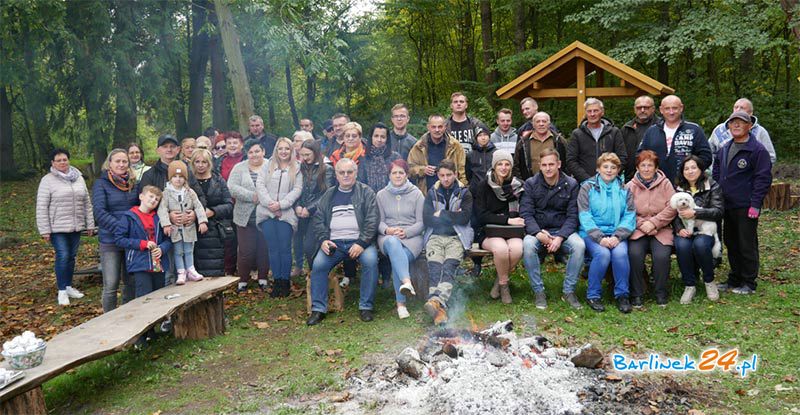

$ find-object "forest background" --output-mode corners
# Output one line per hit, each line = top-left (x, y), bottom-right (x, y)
(1, 0), (798, 179)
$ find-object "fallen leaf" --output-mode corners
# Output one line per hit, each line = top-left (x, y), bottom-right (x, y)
(564, 317), (574, 324)
(735, 389), (746, 396)
(604, 374), (623, 382)
(778, 291), (787, 298)
(666, 326), (679, 333)
(775, 384), (794, 392)
(276, 314), (291, 321)
(783, 375), (797, 383)
(772, 319), (785, 324)
(330, 391), (351, 402)
(254, 321), (271, 329)
(623, 339), (637, 348)
(687, 410), (705, 415)
(793, 310), (800, 316)
(325, 349), (343, 357)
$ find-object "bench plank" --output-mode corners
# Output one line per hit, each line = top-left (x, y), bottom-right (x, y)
(0, 276), (238, 403)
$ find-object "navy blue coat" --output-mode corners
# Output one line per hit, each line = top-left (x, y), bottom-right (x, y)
(92, 173), (139, 245)
(115, 210), (173, 274)
(712, 134), (773, 210)
(519, 171), (579, 238)
(638, 119), (712, 183)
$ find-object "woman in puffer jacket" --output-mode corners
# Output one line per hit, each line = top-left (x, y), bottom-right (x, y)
(190, 149), (234, 277)
(37, 148), (95, 306)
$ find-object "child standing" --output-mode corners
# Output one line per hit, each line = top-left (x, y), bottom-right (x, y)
(115, 185), (173, 297)
(159, 160), (209, 285)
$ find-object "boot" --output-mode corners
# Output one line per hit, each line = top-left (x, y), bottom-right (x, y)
(176, 270), (187, 285)
(490, 278), (500, 299)
(424, 299), (448, 325)
(499, 284), (512, 304)
(186, 266), (204, 281)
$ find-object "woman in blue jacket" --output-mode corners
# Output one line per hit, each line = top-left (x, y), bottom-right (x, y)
(92, 148), (140, 312)
(577, 153), (636, 313)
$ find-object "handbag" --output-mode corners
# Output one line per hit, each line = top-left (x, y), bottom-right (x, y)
(484, 224), (525, 239)
(215, 219), (235, 241)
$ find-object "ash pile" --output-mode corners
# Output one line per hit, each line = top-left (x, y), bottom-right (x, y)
(341, 320), (605, 415)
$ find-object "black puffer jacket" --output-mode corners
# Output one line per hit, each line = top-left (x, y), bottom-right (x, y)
(566, 118), (627, 183)
(672, 177), (723, 233)
(191, 173), (233, 276)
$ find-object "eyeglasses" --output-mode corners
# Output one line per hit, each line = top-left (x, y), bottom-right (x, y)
(635, 106), (653, 111)
(392, 114), (408, 119)
(215, 145), (226, 150)
(336, 170), (355, 176)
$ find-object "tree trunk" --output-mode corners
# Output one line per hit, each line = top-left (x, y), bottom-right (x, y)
(513, 1), (527, 53)
(0, 85), (15, 179)
(480, 0), (498, 106)
(264, 64), (276, 129)
(112, 0), (138, 150)
(657, 2), (670, 85)
(305, 70), (317, 116)
(285, 61), (299, 129)
(780, 0), (800, 55)
(22, 46), (53, 170)
(209, 9), (230, 131)
(463, 3), (478, 82)
(187, 0), (210, 137)
(160, 0), (187, 138)
(214, 0), (254, 135)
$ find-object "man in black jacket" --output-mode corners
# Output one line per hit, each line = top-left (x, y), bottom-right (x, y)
(520, 148), (585, 310)
(307, 158), (380, 326)
(445, 92), (488, 155)
(245, 115), (278, 157)
(621, 96), (660, 182)
(566, 98), (627, 183)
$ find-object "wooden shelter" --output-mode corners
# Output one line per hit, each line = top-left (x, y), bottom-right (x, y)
(496, 41), (675, 126)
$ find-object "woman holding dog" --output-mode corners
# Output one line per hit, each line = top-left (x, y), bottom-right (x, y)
(674, 155), (723, 303)
(625, 150), (676, 308)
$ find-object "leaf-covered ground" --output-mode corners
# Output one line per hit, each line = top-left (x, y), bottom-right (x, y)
(1, 177), (799, 414)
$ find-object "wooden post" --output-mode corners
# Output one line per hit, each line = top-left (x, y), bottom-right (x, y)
(173, 293), (226, 340)
(0, 387), (46, 415)
(576, 58), (586, 126)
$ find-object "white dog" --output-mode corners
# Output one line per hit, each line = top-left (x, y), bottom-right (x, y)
(670, 192), (721, 258)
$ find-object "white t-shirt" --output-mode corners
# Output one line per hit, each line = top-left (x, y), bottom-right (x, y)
(663, 125), (678, 153)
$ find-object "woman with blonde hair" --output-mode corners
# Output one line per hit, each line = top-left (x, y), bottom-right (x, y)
(329, 122), (368, 183)
(257, 137), (303, 297)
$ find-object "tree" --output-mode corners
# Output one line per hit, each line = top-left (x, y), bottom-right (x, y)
(214, 0), (254, 134)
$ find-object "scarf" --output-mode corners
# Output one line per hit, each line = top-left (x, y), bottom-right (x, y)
(366, 145), (392, 191)
(343, 144), (366, 162)
(51, 166), (82, 183)
(486, 171), (524, 213)
(384, 179), (416, 196)
(635, 171), (659, 189)
(107, 170), (133, 192)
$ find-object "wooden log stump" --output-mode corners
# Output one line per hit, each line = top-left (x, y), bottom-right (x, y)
(410, 257), (429, 302)
(763, 183), (792, 210)
(0, 386), (46, 415)
(305, 273), (344, 315)
(173, 293), (226, 340)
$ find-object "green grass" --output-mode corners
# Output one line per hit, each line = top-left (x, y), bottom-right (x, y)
(2, 178), (798, 414)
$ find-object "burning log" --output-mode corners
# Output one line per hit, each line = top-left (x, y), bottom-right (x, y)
(442, 341), (461, 359)
(569, 343), (603, 368)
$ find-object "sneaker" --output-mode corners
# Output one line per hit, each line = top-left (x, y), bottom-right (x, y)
(562, 292), (582, 310)
(57, 290), (70, 306)
(630, 296), (643, 309)
(490, 279), (500, 299)
(680, 286), (696, 304)
(534, 291), (547, 309)
(616, 297), (632, 314)
(160, 318), (172, 333)
(258, 279), (268, 291)
(424, 299), (448, 325)
(176, 270), (187, 285)
(359, 309), (374, 322)
(65, 286), (84, 299)
(186, 267), (204, 281)
(705, 282), (720, 301)
(397, 306), (410, 319)
(306, 311), (326, 326)
(731, 286), (755, 295)
(499, 284), (513, 304)
(237, 282), (247, 293)
(587, 298), (605, 312)
(717, 281), (733, 292)
(656, 294), (668, 307)
(399, 282), (416, 298)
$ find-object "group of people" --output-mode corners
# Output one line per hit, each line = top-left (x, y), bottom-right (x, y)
(35, 92), (774, 328)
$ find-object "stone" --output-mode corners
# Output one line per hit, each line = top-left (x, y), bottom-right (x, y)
(396, 347), (427, 379)
(569, 343), (604, 368)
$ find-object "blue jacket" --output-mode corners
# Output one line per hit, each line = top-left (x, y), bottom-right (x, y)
(92, 172), (139, 245)
(712, 134), (773, 210)
(577, 174), (636, 242)
(115, 209), (173, 274)
(519, 171), (579, 238)
(638, 119), (712, 183)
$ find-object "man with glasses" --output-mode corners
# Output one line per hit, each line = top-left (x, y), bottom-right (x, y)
(638, 95), (712, 183)
(389, 104), (417, 160)
(708, 98), (776, 168)
(622, 96), (660, 182)
(307, 158), (380, 326)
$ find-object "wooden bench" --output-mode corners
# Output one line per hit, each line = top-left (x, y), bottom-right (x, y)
(0, 276), (239, 415)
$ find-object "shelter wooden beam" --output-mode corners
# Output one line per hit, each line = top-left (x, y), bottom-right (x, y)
(586, 87), (641, 97)
(528, 88), (578, 98)
(576, 58), (586, 126)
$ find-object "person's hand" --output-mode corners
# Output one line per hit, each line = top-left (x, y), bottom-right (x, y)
(295, 206), (304, 216)
(199, 223), (208, 234)
(205, 208), (215, 218)
(678, 229), (692, 238)
(424, 165), (436, 176)
(321, 240), (336, 255)
(302, 207), (310, 217)
(86, 229), (95, 237)
(268, 201), (281, 213)
(396, 228), (407, 239)
(164, 225), (172, 236)
(536, 231), (552, 245)
(151, 247), (162, 260)
(748, 207), (760, 219)
(43, 234), (50, 243)
(508, 217), (525, 226)
(253, 193), (259, 203)
(185, 210), (196, 225)
(348, 244), (364, 259)
(606, 236), (620, 248)
(146, 241), (157, 250)
(521, 129), (532, 139)
(640, 221), (656, 234)
(433, 210), (441, 217)
(678, 208), (695, 219)
(169, 211), (184, 225)
(547, 236), (564, 253)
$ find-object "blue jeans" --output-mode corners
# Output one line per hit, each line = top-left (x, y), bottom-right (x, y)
(173, 241), (195, 271)
(133, 271), (165, 298)
(675, 234), (715, 286)
(261, 219), (293, 281)
(51, 232), (81, 290)
(293, 217), (308, 269)
(584, 237), (630, 300)
(522, 233), (585, 294)
(101, 248), (135, 312)
(382, 236), (417, 303)
(310, 240), (378, 313)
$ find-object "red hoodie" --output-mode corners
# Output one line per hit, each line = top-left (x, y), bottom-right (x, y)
(131, 206), (157, 251)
